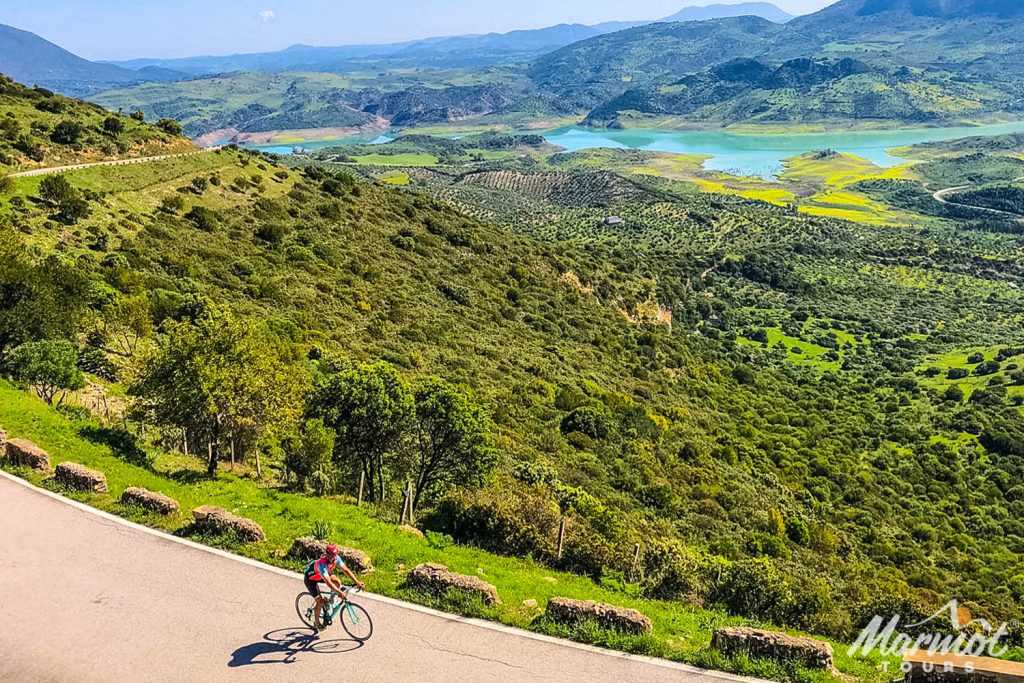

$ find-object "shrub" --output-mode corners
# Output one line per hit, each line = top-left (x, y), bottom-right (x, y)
(785, 516), (810, 546)
(50, 120), (84, 145)
(185, 206), (218, 231)
(102, 116), (126, 136)
(560, 406), (611, 439)
(156, 118), (183, 136)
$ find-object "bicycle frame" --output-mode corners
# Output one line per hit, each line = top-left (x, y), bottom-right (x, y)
(323, 586), (360, 623)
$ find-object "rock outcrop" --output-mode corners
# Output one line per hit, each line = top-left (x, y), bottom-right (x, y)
(54, 462), (108, 493)
(405, 563), (500, 605)
(121, 487), (180, 515)
(712, 626), (835, 671)
(287, 537), (374, 573)
(6, 438), (51, 471)
(396, 524), (425, 539)
(545, 597), (652, 634)
(192, 504), (266, 542)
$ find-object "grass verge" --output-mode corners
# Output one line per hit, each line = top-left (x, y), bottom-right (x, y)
(0, 379), (889, 682)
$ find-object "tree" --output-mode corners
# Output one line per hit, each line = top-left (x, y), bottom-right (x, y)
(131, 308), (306, 476)
(283, 418), (336, 495)
(156, 118), (183, 136)
(309, 361), (413, 502)
(102, 116), (126, 137)
(411, 378), (494, 510)
(39, 175), (74, 206)
(130, 110), (145, 121)
(0, 226), (88, 356)
(102, 293), (152, 356)
(50, 120), (83, 145)
(6, 339), (84, 405)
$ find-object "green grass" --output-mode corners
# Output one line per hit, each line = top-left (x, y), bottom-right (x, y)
(737, 328), (840, 370)
(918, 346), (1024, 399)
(0, 379), (887, 682)
(351, 153), (438, 167)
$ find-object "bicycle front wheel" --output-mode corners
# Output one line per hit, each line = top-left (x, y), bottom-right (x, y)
(340, 601), (373, 641)
(295, 592), (318, 629)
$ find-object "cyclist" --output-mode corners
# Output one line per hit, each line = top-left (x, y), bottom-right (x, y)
(304, 544), (365, 631)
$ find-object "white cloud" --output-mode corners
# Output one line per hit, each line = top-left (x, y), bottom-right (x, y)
(258, 10), (276, 23)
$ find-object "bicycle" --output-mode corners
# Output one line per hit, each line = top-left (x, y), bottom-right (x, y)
(295, 585), (374, 642)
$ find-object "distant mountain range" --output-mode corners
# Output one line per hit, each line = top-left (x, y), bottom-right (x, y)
(663, 2), (793, 23)
(96, 3), (794, 76)
(8, 0), (1024, 137)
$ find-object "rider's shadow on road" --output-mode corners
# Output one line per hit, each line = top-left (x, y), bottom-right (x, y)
(228, 627), (363, 667)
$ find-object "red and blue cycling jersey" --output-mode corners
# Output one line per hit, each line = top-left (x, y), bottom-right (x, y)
(304, 555), (344, 581)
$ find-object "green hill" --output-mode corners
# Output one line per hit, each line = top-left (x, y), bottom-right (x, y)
(0, 73), (193, 173)
(527, 17), (786, 106)
(582, 57), (1016, 127)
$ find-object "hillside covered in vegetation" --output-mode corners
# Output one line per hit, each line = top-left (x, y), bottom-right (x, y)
(0, 73), (193, 173)
(3, 79), (1024, 676)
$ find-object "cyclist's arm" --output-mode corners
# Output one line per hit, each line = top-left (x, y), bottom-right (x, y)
(340, 563), (365, 590)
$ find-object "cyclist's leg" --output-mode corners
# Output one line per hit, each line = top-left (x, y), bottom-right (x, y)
(304, 574), (323, 630)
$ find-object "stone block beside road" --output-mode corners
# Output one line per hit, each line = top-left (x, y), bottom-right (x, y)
(712, 626), (835, 671)
(5, 438), (51, 471)
(287, 537), (374, 573)
(55, 462), (108, 493)
(121, 487), (180, 515)
(405, 562), (500, 605)
(192, 504), (266, 543)
(545, 597), (652, 634)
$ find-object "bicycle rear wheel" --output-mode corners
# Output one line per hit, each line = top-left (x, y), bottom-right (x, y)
(340, 601), (373, 641)
(295, 592), (318, 629)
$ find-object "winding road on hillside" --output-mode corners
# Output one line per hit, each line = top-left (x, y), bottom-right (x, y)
(931, 175), (1024, 219)
(5, 149), (217, 178)
(0, 472), (755, 683)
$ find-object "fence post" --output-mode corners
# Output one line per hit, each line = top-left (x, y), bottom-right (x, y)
(630, 543), (641, 583)
(399, 484), (409, 524)
(183, 430), (188, 456)
(357, 471), (365, 506)
(557, 516), (566, 560)
(230, 440), (236, 471)
(407, 480), (415, 524)
(255, 448), (262, 478)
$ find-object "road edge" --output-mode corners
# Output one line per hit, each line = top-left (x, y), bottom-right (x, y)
(0, 468), (766, 683)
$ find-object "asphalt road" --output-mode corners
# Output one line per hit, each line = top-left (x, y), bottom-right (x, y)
(0, 473), (747, 683)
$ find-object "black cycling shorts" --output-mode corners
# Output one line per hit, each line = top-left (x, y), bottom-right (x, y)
(303, 574), (322, 597)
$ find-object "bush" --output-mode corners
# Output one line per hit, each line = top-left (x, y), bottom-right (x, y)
(156, 118), (183, 136)
(50, 120), (83, 145)
(185, 206), (218, 231)
(785, 516), (810, 546)
(560, 406), (611, 439)
(712, 557), (794, 624)
(102, 116), (126, 136)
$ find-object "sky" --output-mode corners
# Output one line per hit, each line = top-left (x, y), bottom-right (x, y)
(3, 0), (837, 61)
